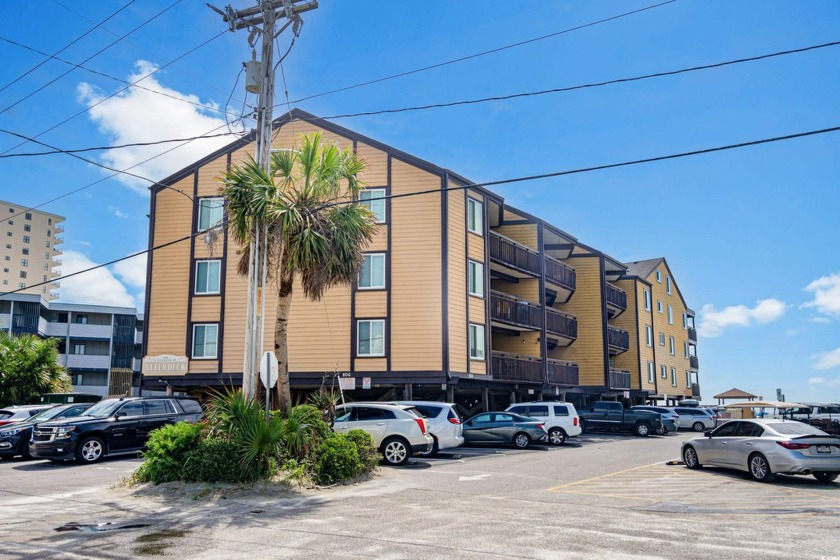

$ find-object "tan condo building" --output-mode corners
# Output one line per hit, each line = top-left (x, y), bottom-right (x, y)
(0, 199), (63, 300)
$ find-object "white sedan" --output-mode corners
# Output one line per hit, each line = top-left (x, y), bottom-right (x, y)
(681, 419), (840, 483)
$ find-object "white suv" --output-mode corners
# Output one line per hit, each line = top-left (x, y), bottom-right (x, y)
(334, 403), (434, 466)
(505, 402), (581, 445)
(393, 401), (464, 456)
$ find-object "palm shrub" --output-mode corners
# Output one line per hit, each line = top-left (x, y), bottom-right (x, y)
(135, 422), (202, 484)
(0, 333), (71, 407)
(235, 413), (283, 479)
(306, 387), (342, 428)
(279, 405), (330, 461)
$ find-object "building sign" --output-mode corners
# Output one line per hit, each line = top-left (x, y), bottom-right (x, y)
(362, 377), (371, 390)
(142, 355), (188, 376)
(339, 376), (356, 391)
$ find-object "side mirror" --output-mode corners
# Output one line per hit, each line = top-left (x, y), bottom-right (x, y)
(704, 430), (712, 437)
(465, 421), (473, 427)
(115, 411), (127, 420)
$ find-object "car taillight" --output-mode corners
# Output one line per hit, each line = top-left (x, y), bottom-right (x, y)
(777, 441), (810, 450)
(536, 424), (545, 431)
(414, 418), (427, 435)
(573, 417), (578, 426)
(448, 418), (461, 425)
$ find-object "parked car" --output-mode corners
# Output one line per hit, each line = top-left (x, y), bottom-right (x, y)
(0, 403), (92, 460)
(577, 401), (663, 437)
(668, 406), (717, 432)
(631, 406), (680, 435)
(334, 403), (434, 466)
(29, 397), (203, 464)
(0, 405), (54, 427)
(681, 419), (840, 483)
(505, 402), (581, 445)
(391, 401), (464, 456)
(462, 411), (548, 449)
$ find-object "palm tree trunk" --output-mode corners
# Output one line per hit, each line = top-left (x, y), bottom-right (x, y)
(273, 269), (293, 416)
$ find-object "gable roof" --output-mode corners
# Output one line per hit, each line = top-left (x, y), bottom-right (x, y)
(623, 258), (663, 279)
(713, 388), (759, 399)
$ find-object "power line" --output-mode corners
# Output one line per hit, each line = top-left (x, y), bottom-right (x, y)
(0, 0), (136, 93)
(0, 0), (184, 116)
(317, 39), (840, 120)
(283, 0), (677, 107)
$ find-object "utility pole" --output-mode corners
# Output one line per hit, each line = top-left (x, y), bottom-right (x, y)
(209, 0), (318, 400)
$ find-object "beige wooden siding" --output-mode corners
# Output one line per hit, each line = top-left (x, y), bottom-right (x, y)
(355, 357), (387, 372)
(146, 182), (193, 359)
(447, 188), (467, 373)
(648, 262), (693, 396)
(191, 296), (221, 323)
(221, 234), (248, 374)
(503, 207), (528, 221)
(189, 359), (219, 374)
(493, 331), (541, 357)
(285, 280), (352, 373)
(197, 153), (228, 197)
(366, 227), (387, 252)
(468, 296), (486, 325)
(390, 158), (442, 371)
(356, 143), (388, 186)
(552, 256), (605, 386)
(495, 224), (538, 251)
(491, 278), (540, 302)
(638, 282), (657, 393)
(612, 279), (640, 389)
(355, 290), (387, 317)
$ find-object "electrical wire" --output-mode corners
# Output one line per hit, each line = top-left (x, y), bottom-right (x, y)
(224, 66), (247, 135)
(0, 0), (184, 116)
(0, 0), (136, 93)
(316, 39), (840, 120)
(282, 0), (678, 107)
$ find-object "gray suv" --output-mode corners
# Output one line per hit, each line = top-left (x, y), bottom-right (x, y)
(669, 406), (716, 432)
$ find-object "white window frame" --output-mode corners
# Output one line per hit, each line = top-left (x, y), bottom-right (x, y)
(666, 276), (672, 294)
(467, 198), (483, 236)
(468, 260), (484, 297)
(682, 312), (688, 329)
(358, 253), (386, 290)
(684, 341), (689, 358)
(657, 300), (663, 314)
(659, 332), (665, 346)
(686, 371), (692, 388)
(671, 367), (677, 387)
(647, 362), (655, 383)
(197, 197), (224, 232)
(360, 189), (386, 223)
(645, 325), (653, 347)
(669, 336), (675, 356)
(643, 289), (651, 311)
(661, 364), (667, 379)
(194, 260), (221, 295)
(667, 305), (673, 324)
(469, 323), (486, 360)
(192, 324), (218, 359)
(73, 344), (85, 355)
(655, 270), (662, 283)
(357, 319), (385, 357)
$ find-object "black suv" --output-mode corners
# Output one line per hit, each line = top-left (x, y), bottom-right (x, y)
(29, 397), (203, 464)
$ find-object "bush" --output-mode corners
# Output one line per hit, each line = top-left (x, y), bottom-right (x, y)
(313, 433), (361, 485)
(345, 429), (379, 475)
(135, 422), (202, 484)
(181, 438), (255, 483)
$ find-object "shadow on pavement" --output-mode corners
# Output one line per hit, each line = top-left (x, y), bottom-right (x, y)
(11, 455), (141, 472)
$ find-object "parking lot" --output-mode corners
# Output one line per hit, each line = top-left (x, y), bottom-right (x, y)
(1, 431), (839, 559)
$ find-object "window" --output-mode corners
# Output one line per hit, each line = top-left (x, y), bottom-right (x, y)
(468, 260), (484, 297)
(23, 224), (31, 232)
(5, 232), (10, 237)
(655, 270), (662, 282)
(467, 198), (483, 235)
(358, 254), (385, 289)
(20, 259), (27, 267)
(659, 332), (665, 346)
(359, 189), (386, 223)
(469, 323), (485, 360)
(192, 324), (218, 358)
(671, 367), (677, 386)
(686, 371), (691, 387)
(45, 240), (49, 247)
(118, 402), (144, 417)
(19, 271), (26, 279)
(47, 218), (51, 225)
(682, 312), (688, 329)
(647, 362), (655, 383)
(667, 305), (673, 324)
(73, 344), (85, 355)
(76, 314), (88, 324)
(18, 282), (25, 289)
(197, 198), (224, 231)
(4, 244), (9, 249)
(643, 289), (651, 311)
(2, 268), (7, 273)
(22, 235), (30, 244)
(145, 400), (174, 416)
(7, 220), (12, 225)
(21, 248), (28, 255)
(2, 280), (7, 285)
(669, 336), (675, 355)
(43, 275), (47, 282)
(357, 320), (385, 357)
(553, 405), (570, 417)
(657, 300), (663, 313)
(528, 405), (549, 417)
(661, 365), (667, 379)
(3, 255), (8, 261)
(194, 260), (221, 294)
(25, 213), (32, 220)
(645, 325), (653, 347)
(44, 263), (49, 271)
(666, 276), (672, 294)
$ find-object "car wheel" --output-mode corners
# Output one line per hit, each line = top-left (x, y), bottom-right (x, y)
(513, 432), (531, 449)
(76, 436), (105, 464)
(692, 422), (705, 432)
(18, 442), (32, 460)
(548, 428), (566, 446)
(380, 437), (410, 466)
(655, 425), (667, 436)
(683, 446), (702, 469)
(418, 436), (439, 458)
(634, 423), (650, 437)
(748, 453), (775, 482)
(814, 472), (838, 483)
(579, 420), (587, 434)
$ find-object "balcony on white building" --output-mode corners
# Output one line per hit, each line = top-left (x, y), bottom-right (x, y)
(65, 354), (111, 369)
(44, 321), (69, 337)
(0, 313), (10, 330)
(68, 323), (112, 339)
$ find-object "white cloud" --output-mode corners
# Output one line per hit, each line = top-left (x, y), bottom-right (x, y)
(78, 241), (91, 247)
(802, 273), (840, 320)
(810, 347), (840, 371)
(808, 377), (826, 385)
(108, 205), (128, 219)
(113, 253), (147, 289)
(78, 61), (238, 194)
(57, 250), (136, 308)
(808, 376), (840, 389)
(698, 298), (786, 338)
(809, 316), (831, 324)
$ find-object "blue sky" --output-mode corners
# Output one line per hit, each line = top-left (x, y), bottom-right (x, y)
(0, 1), (838, 402)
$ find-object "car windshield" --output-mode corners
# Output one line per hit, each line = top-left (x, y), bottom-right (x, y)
(26, 407), (63, 423)
(80, 400), (123, 418)
(769, 422), (828, 436)
(0, 411), (12, 420)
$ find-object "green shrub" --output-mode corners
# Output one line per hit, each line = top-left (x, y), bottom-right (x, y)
(289, 405), (330, 438)
(278, 405), (331, 461)
(181, 438), (255, 483)
(313, 433), (360, 485)
(345, 429), (379, 474)
(235, 414), (283, 479)
(135, 422), (202, 484)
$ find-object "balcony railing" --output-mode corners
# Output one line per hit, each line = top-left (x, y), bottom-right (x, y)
(688, 327), (697, 342)
(690, 356), (699, 370)
(489, 232), (540, 276)
(544, 256), (576, 290)
(545, 308), (577, 340)
(547, 359), (579, 385)
(605, 284), (627, 311)
(608, 369), (632, 390)
(491, 352), (544, 384)
(607, 326), (630, 352)
(490, 291), (542, 330)
(691, 383), (701, 397)
(69, 323), (113, 339)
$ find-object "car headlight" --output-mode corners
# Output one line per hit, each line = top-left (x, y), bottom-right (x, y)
(0, 427), (23, 436)
(56, 427), (76, 437)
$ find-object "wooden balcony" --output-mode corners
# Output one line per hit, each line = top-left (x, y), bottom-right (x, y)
(690, 356), (699, 371)
(691, 383), (701, 397)
(545, 308), (577, 342)
(547, 359), (578, 386)
(607, 326), (630, 353)
(490, 291), (542, 331)
(605, 283), (627, 317)
(544, 256), (576, 290)
(688, 327), (697, 343)
(489, 232), (540, 278)
(608, 369), (632, 390)
(491, 352), (544, 384)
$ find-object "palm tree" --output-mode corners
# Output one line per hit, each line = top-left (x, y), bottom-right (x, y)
(221, 132), (376, 415)
(0, 333), (72, 407)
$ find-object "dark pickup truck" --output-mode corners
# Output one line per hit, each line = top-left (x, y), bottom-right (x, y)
(578, 401), (663, 437)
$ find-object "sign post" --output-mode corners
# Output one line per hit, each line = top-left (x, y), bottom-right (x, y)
(260, 351), (279, 420)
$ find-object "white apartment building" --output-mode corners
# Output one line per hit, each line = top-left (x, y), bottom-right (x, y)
(0, 199), (63, 300)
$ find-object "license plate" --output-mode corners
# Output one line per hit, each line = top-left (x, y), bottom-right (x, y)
(816, 445), (831, 453)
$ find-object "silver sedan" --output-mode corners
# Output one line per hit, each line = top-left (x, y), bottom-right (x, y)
(681, 419), (840, 483)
